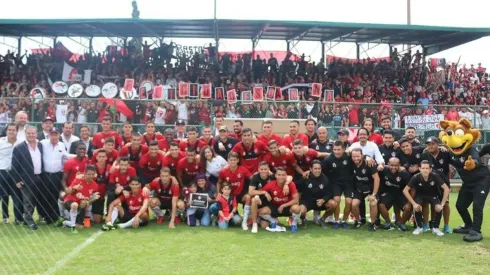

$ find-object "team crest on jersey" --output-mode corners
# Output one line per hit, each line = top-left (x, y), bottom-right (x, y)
(129, 200), (133, 205)
(157, 161), (161, 165)
(238, 174), (242, 178)
(271, 162), (275, 166)
(430, 181), (435, 186)
(319, 184), (324, 189)
(354, 170), (356, 174)
(254, 149), (259, 154)
(459, 157), (464, 163)
(316, 145), (320, 150)
(273, 191), (277, 195)
(138, 197), (142, 202)
(115, 177), (119, 182)
(396, 177), (401, 182)
(415, 153), (420, 159)
(343, 160), (347, 165)
(332, 163), (336, 168)
(326, 145), (331, 150)
(198, 195), (201, 200)
(391, 152), (396, 157)
(228, 144), (232, 148)
(308, 183), (312, 188)
(439, 159), (444, 164)
(226, 177), (230, 181)
(171, 163), (175, 167)
(362, 169), (366, 174)
(101, 139), (105, 143)
(258, 183), (262, 188)
(419, 183), (423, 186)
(126, 176), (130, 181)
(282, 160), (287, 164)
(75, 166), (79, 171)
(242, 152), (246, 156)
(306, 157), (311, 162)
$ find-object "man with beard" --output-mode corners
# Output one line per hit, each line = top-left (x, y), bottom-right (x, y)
(304, 119), (318, 144)
(213, 126), (238, 160)
(379, 116), (402, 141)
(92, 117), (123, 149)
(232, 128), (268, 173)
(257, 120), (283, 145)
(119, 132), (149, 170)
(402, 127), (421, 147)
(281, 120), (309, 150)
(229, 120), (244, 142)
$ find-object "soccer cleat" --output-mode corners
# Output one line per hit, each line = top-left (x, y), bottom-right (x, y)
(443, 225), (452, 234)
(398, 223), (408, 232)
(102, 223), (115, 231)
(353, 221), (362, 229)
(332, 222), (340, 229)
(301, 218), (308, 229)
(290, 225), (298, 233)
(54, 217), (65, 228)
(156, 216), (164, 225)
(340, 221), (349, 229)
(422, 224), (430, 232)
(211, 216), (218, 227)
(70, 227), (78, 234)
(14, 219), (23, 226)
(325, 215), (336, 223)
(276, 225), (287, 232)
(318, 218), (327, 229)
(374, 218), (381, 227)
(28, 223), (38, 231)
(3, 218), (9, 224)
(241, 222), (249, 231)
(174, 217), (182, 224)
(453, 225), (471, 234)
(383, 223), (394, 231)
(432, 228), (444, 237)
(266, 222), (278, 232)
(251, 223), (258, 234)
(463, 230), (483, 242)
(115, 224), (123, 229)
(368, 223), (376, 232)
(39, 217), (47, 225)
(412, 227), (424, 235)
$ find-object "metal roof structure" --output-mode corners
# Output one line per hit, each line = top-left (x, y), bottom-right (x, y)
(0, 18), (489, 55)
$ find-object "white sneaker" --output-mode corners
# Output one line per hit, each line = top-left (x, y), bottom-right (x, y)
(276, 225), (287, 232)
(413, 227), (424, 235)
(2, 218), (9, 224)
(432, 228), (444, 237)
(241, 222), (248, 231)
(251, 223), (258, 234)
(326, 215), (336, 223)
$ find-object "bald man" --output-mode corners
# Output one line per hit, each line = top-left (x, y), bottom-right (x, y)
(309, 127), (333, 154)
(1, 111), (28, 141)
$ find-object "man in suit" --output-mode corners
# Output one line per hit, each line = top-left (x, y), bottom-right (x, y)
(37, 117), (54, 141)
(69, 125), (95, 159)
(11, 126), (44, 230)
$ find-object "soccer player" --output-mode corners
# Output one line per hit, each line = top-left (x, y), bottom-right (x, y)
(257, 168), (301, 232)
(102, 177), (149, 230)
(292, 139), (328, 187)
(403, 161), (450, 237)
(281, 120), (309, 150)
(62, 166), (99, 233)
(176, 148), (201, 187)
(309, 127), (333, 154)
(213, 126), (238, 161)
(92, 137), (118, 164)
(119, 132), (149, 170)
(256, 120), (282, 145)
(378, 130), (400, 164)
(304, 119), (318, 144)
(298, 160), (336, 229)
(263, 140), (299, 176)
(162, 142), (185, 175)
(145, 168), (183, 228)
(403, 127), (421, 147)
(232, 128), (268, 173)
(398, 138), (424, 176)
(158, 128), (180, 152)
(229, 120), (244, 141)
(62, 143), (89, 190)
(92, 149), (111, 224)
(216, 182), (242, 229)
(121, 121), (134, 145)
(199, 126), (214, 146)
(92, 116), (123, 149)
(141, 120), (164, 146)
(179, 127), (207, 153)
(350, 148), (380, 231)
(217, 152), (252, 230)
(422, 136), (452, 233)
(322, 141), (353, 229)
(107, 157), (137, 207)
(138, 141), (166, 184)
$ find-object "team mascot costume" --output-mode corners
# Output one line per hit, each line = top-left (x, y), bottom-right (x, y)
(439, 118), (490, 242)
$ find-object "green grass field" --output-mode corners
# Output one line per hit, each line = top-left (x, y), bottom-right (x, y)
(0, 193), (489, 275)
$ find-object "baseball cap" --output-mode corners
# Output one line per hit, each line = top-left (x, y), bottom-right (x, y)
(426, 136), (440, 144)
(49, 127), (60, 134)
(218, 126), (227, 132)
(43, 117), (54, 123)
(337, 129), (349, 136)
(176, 120), (185, 126)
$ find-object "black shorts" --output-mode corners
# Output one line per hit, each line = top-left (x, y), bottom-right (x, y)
(378, 192), (408, 210)
(352, 190), (371, 201)
(333, 184), (353, 198)
(120, 205), (136, 223)
(64, 200), (85, 224)
(91, 199), (105, 215)
(300, 199), (327, 211)
(415, 195), (441, 206)
(236, 190), (250, 204)
(158, 198), (173, 210)
(257, 195), (269, 209)
(268, 204), (292, 218)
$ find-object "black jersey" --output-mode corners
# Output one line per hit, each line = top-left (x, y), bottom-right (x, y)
(449, 146), (490, 185)
(213, 137), (238, 161)
(301, 173), (332, 202)
(249, 173), (275, 190)
(408, 172), (446, 197)
(310, 140), (333, 154)
(398, 146), (425, 174)
(352, 160), (378, 193)
(381, 167), (411, 193)
(322, 153), (353, 186)
(378, 144), (400, 164)
(421, 150), (451, 184)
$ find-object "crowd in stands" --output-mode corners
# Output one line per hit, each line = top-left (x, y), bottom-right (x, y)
(0, 41), (489, 131)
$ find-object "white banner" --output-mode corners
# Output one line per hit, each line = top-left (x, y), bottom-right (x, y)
(404, 114), (444, 135)
(56, 105), (68, 123)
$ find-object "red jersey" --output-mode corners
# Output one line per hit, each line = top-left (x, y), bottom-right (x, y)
(218, 166), (252, 196)
(294, 149), (319, 171)
(91, 148), (118, 164)
(263, 152), (296, 175)
(217, 195), (237, 221)
(282, 133), (309, 149)
(121, 134), (132, 145)
(162, 152), (186, 174)
(119, 144), (149, 168)
(92, 131), (124, 149)
(262, 181), (298, 206)
(139, 152), (165, 178)
(200, 137), (214, 147)
(64, 179), (98, 204)
(176, 158), (201, 184)
(157, 138), (180, 151)
(63, 156), (89, 186)
(94, 163), (111, 197)
(118, 189), (149, 215)
(179, 139), (207, 153)
(229, 132), (243, 142)
(109, 166), (137, 186)
(148, 178), (180, 202)
(141, 132), (164, 146)
(232, 141), (268, 173)
(352, 133), (383, 145)
(257, 133), (283, 146)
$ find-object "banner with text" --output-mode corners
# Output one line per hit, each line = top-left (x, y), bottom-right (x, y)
(404, 114), (444, 135)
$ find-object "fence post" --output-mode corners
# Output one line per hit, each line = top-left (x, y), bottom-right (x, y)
(210, 100), (214, 129)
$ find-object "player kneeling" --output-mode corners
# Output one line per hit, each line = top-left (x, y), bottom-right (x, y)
(62, 166), (100, 233)
(298, 160), (337, 229)
(256, 168), (301, 233)
(102, 177), (149, 230)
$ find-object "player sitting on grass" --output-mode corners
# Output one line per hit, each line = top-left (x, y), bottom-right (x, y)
(217, 182), (243, 229)
(58, 166), (99, 233)
(102, 177), (149, 231)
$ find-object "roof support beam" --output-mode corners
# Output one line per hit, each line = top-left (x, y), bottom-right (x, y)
(325, 28), (366, 42)
(82, 24), (124, 47)
(213, 18), (219, 50)
(360, 30), (415, 44)
(252, 24), (270, 43)
(287, 26), (317, 42)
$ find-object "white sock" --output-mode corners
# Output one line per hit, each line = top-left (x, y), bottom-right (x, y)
(86, 209), (93, 221)
(58, 200), (64, 217)
(119, 217), (135, 229)
(111, 208), (119, 224)
(69, 210), (77, 225)
(260, 214), (276, 223)
(292, 213), (300, 226)
(63, 210), (70, 219)
(62, 220), (75, 227)
(152, 206), (164, 217)
(242, 205), (250, 224)
(313, 210), (320, 220)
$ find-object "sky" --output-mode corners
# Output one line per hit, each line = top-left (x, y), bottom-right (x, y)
(1, 0), (489, 66)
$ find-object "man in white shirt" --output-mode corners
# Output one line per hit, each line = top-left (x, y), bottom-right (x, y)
(38, 117), (54, 141)
(1, 111), (28, 141)
(0, 123), (23, 224)
(350, 127), (385, 166)
(60, 122), (80, 151)
(40, 127), (68, 224)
